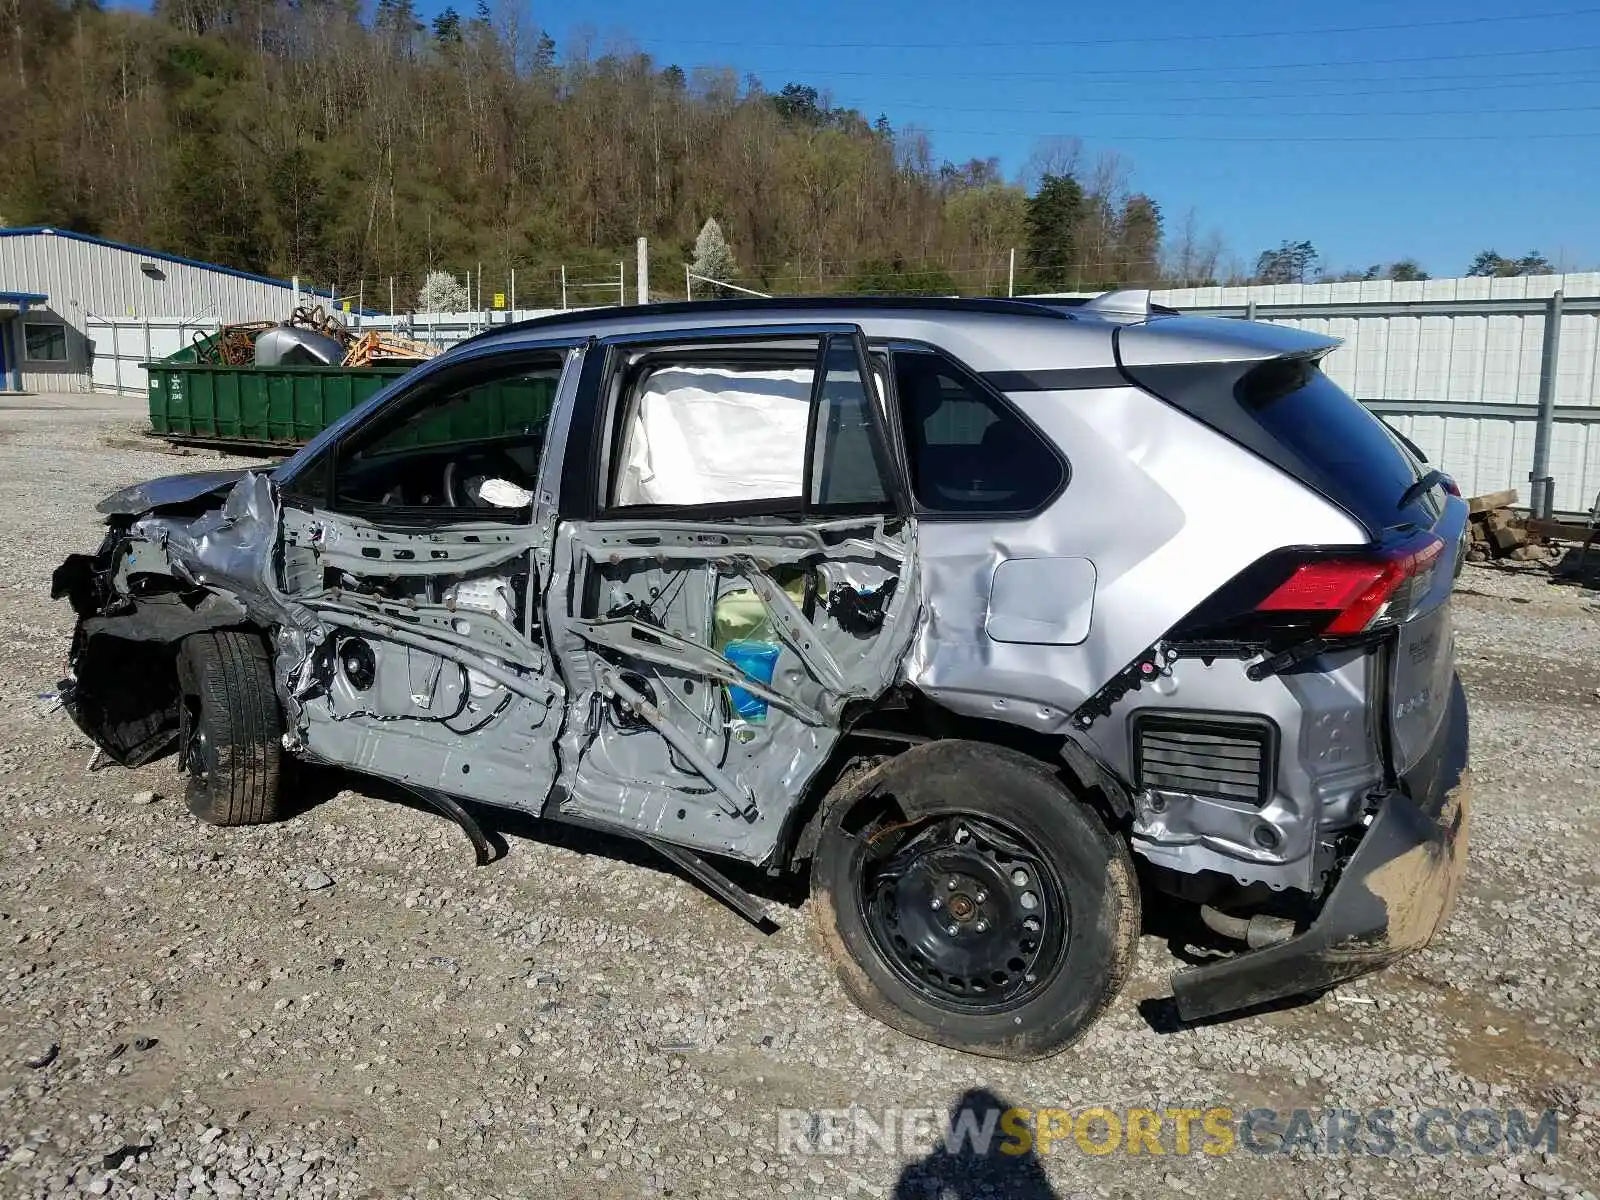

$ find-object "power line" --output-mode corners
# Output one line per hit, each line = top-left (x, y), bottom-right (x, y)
(855, 102), (1600, 121)
(650, 4), (1600, 51)
(723, 42), (1600, 81)
(889, 127), (1600, 143)
(852, 72), (1600, 109)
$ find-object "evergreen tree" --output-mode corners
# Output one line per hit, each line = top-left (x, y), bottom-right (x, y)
(1025, 173), (1086, 291)
(1116, 194), (1162, 284)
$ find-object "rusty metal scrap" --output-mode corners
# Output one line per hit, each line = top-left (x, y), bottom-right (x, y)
(288, 305), (353, 345)
(193, 322), (275, 366)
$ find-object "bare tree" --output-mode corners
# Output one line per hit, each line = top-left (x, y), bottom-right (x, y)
(1019, 135), (1084, 195)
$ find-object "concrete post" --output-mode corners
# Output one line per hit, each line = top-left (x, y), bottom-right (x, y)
(637, 237), (649, 305)
(1530, 290), (1564, 518)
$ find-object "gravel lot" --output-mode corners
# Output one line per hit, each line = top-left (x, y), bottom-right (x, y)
(1, 392), (1596, 1200)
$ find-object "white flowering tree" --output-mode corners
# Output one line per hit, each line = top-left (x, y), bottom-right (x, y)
(691, 218), (738, 288)
(418, 270), (471, 313)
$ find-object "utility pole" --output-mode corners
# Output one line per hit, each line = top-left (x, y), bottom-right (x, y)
(619, 260), (626, 307)
(637, 237), (650, 305)
(560, 265), (568, 310)
(1008, 249), (1016, 298)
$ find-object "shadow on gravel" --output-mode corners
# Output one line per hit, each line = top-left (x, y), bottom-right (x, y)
(282, 761), (808, 918)
(892, 1087), (1058, 1199)
(1550, 543), (1600, 588)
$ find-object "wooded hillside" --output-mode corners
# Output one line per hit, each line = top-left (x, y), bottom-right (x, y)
(1, 0), (1218, 307)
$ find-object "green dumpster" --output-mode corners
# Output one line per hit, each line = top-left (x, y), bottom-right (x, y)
(146, 362), (417, 447)
(145, 361), (559, 451)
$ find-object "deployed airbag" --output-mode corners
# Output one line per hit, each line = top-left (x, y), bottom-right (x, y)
(615, 366), (811, 506)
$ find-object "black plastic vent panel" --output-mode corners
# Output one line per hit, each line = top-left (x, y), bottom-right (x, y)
(1133, 712), (1276, 807)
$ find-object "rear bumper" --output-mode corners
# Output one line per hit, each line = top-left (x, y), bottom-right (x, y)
(1170, 674), (1469, 1022)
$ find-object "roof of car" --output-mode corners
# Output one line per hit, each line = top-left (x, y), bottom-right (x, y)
(459, 294), (1090, 349)
(447, 291), (1332, 381)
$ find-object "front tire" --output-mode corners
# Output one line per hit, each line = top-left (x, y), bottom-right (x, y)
(176, 630), (284, 826)
(810, 741), (1139, 1060)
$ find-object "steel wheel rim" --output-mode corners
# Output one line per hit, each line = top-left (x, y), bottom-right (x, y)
(858, 814), (1069, 1012)
(180, 698), (213, 785)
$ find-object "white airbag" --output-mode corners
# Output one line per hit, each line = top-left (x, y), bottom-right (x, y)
(615, 366), (812, 506)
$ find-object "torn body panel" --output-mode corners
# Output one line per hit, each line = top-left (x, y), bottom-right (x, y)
(1171, 677), (1469, 1020)
(96, 468), (259, 516)
(545, 515), (918, 865)
(53, 473), (309, 765)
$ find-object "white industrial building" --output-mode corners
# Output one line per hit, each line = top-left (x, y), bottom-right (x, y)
(0, 227), (328, 392)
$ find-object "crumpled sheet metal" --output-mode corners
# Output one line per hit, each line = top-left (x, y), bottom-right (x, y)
(133, 472), (327, 726)
(97, 468), (254, 516)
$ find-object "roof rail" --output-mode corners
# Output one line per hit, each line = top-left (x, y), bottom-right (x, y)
(454, 293), (1077, 348)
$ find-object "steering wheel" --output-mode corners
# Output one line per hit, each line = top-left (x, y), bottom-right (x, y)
(442, 450), (535, 508)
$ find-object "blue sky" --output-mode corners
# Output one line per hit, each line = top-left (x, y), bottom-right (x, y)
(512, 0), (1600, 276)
(129, 0), (1600, 276)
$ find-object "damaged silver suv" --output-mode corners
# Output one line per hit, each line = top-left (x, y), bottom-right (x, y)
(53, 292), (1469, 1059)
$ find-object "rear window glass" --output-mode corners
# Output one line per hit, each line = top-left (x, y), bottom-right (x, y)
(1237, 359), (1435, 532)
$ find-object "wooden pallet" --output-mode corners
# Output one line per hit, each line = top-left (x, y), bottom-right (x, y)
(341, 331), (441, 367)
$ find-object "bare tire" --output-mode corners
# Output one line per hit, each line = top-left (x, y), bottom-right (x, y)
(810, 740), (1139, 1060)
(176, 630), (283, 826)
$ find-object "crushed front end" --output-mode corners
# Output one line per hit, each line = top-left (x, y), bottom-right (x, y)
(50, 470), (285, 766)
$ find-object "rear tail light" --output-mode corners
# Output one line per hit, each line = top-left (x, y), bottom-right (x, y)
(1256, 534), (1444, 635)
(1171, 531), (1446, 645)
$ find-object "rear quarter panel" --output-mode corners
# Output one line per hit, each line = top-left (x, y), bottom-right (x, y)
(901, 382), (1369, 729)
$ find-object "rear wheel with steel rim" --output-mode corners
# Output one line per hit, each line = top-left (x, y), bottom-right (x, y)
(862, 814), (1068, 1013)
(811, 740), (1139, 1060)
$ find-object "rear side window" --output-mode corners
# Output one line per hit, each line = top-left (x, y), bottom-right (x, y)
(891, 350), (1065, 515)
(1237, 359), (1435, 533)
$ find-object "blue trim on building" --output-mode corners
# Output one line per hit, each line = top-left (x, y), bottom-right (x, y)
(0, 290), (50, 305)
(0, 226), (339, 300)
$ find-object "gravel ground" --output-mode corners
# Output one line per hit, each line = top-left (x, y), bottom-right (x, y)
(1, 392), (1596, 1200)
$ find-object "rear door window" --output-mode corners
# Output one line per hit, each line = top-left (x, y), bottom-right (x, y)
(605, 331), (900, 517)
